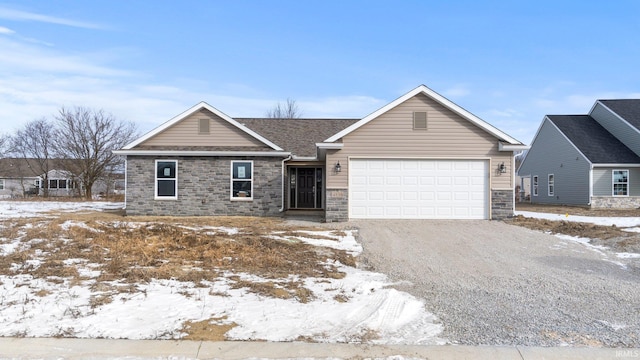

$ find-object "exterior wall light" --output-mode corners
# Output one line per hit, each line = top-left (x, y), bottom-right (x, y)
(499, 162), (507, 173)
(335, 162), (342, 173)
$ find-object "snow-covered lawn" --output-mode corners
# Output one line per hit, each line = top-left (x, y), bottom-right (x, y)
(515, 210), (640, 261)
(0, 201), (444, 344)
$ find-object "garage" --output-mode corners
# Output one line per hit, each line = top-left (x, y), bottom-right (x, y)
(349, 159), (489, 219)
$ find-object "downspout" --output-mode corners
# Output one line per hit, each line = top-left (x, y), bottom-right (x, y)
(279, 155), (293, 212)
(123, 156), (127, 210)
(588, 164), (593, 206)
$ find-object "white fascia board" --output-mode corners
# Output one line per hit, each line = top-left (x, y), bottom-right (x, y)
(592, 163), (640, 168)
(324, 85), (524, 145)
(315, 142), (344, 149)
(499, 143), (530, 152)
(112, 150), (291, 157)
(291, 156), (319, 161)
(122, 102), (283, 151)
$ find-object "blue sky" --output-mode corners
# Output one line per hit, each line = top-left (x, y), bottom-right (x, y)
(1, 1), (639, 144)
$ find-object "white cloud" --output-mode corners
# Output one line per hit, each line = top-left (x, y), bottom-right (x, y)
(0, 26), (14, 34)
(442, 85), (471, 98)
(0, 7), (105, 29)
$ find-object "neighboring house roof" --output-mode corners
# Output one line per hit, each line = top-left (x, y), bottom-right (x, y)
(121, 102), (284, 151)
(324, 84), (525, 145)
(0, 158), (75, 178)
(598, 99), (640, 131)
(238, 118), (358, 158)
(547, 115), (640, 164)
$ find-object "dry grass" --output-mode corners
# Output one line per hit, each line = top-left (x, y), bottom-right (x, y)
(181, 317), (237, 341)
(0, 212), (356, 299)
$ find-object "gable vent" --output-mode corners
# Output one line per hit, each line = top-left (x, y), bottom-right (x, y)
(413, 111), (427, 129)
(199, 118), (210, 134)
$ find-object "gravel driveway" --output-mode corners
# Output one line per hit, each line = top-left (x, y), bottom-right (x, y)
(352, 220), (640, 347)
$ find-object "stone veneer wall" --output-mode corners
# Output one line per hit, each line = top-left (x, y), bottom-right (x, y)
(491, 189), (514, 220)
(126, 156), (283, 216)
(325, 188), (348, 222)
(591, 196), (640, 209)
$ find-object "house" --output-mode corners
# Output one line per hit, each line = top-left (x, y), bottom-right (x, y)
(518, 99), (640, 208)
(0, 158), (80, 198)
(114, 85), (527, 221)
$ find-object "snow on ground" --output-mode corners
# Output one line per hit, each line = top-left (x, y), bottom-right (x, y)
(0, 201), (123, 219)
(0, 201), (444, 345)
(515, 210), (640, 261)
(515, 210), (640, 227)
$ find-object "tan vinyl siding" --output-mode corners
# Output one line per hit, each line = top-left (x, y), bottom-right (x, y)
(140, 109), (267, 148)
(326, 93), (511, 188)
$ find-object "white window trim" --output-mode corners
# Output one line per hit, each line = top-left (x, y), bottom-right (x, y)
(612, 169), (629, 197)
(155, 160), (178, 200)
(532, 175), (538, 196)
(548, 174), (554, 196)
(231, 160), (253, 201)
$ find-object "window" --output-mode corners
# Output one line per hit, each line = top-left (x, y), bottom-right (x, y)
(613, 170), (629, 196)
(156, 160), (177, 199)
(49, 179), (58, 189)
(548, 174), (554, 196)
(413, 111), (427, 129)
(59, 179), (67, 189)
(0, 179), (4, 190)
(34, 179), (40, 188)
(231, 161), (252, 200)
(533, 176), (538, 196)
(199, 118), (210, 134)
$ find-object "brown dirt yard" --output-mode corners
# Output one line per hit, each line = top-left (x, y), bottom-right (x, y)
(510, 203), (640, 253)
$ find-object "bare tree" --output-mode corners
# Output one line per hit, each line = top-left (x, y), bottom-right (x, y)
(10, 118), (55, 197)
(265, 98), (302, 119)
(54, 107), (137, 199)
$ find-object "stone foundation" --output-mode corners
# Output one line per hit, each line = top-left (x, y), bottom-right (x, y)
(491, 189), (514, 220)
(325, 188), (348, 222)
(591, 196), (640, 209)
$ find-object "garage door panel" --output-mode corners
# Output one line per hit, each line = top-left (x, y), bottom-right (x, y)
(350, 159), (488, 219)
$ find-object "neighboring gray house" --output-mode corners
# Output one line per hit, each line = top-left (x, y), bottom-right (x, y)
(114, 85), (527, 221)
(518, 99), (640, 208)
(0, 158), (82, 198)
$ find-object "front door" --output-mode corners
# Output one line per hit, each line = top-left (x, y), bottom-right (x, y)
(296, 168), (316, 208)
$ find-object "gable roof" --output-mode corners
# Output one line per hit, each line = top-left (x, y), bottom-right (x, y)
(547, 115), (640, 164)
(324, 84), (524, 145)
(122, 102), (283, 151)
(598, 99), (640, 131)
(239, 118), (358, 158)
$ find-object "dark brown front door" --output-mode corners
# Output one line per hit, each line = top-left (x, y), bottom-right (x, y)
(296, 168), (316, 208)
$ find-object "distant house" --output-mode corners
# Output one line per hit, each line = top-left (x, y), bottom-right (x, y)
(518, 99), (640, 208)
(114, 85), (527, 221)
(0, 158), (122, 198)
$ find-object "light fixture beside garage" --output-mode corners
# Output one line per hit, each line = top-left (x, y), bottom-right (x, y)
(499, 162), (507, 174)
(334, 161), (342, 173)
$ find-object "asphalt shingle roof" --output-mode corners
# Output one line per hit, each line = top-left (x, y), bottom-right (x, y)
(237, 118), (359, 157)
(599, 99), (640, 131)
(547, 115), (640, 164)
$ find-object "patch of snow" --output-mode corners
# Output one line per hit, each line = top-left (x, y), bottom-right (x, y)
(0, 201), (123, 220)
(617, 252), (640, 259)
(622, 227), (640, 233)
(515, 211), (640, 227)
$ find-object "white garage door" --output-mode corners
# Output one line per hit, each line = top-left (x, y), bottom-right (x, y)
(349, 159), (488, 219)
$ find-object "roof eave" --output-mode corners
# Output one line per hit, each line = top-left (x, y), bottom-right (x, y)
(112, 150), (291, 157)
(499, 143), (530, 152)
